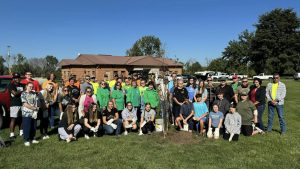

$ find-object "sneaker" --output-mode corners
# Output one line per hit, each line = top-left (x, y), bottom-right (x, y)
(19, 130), (23, 136)
(32, 140), (39, 144)
(124, 131), (128, 136)
(9, 133), (16, 139)
(84, 134), (90, 139)
(180, 128), (184, 131)
(24, 142), (30, 146)
(148, 131), (152, 135)
(138, 131), (143, 136)
(42, 135), (50, 140)
(94, 134), (97, 138)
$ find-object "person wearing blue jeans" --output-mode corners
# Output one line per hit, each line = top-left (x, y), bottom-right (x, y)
(103, 119), (122, 135)
(23, 117), (37, 142)
(265, 73), (286, 135)
(102, 101), (122, 136)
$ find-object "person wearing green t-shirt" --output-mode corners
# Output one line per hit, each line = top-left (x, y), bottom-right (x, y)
(127, 81), (141, 121)
(111, 82), (125, 115)
(139, 79), (148, 110)
(96, 80), (110, 110)
(236, 91), (262, 136)
(144, 81), (160, 109)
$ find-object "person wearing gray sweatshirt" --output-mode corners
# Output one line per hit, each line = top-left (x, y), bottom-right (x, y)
(223, 104), (241, 141)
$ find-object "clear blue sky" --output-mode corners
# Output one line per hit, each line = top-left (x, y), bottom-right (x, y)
(0, 0), (299, 66)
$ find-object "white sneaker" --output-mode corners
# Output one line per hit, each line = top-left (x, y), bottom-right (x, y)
(24, 142), (30, 146)
(32, 140), (39, 144)
(138, 131), (143, 136)
(10, 132), (15, 138)
(84, 134), (90, 139)
(124, 131), (128, 136)
(42, 135), (50, 140)
(19, 130), (23, 136)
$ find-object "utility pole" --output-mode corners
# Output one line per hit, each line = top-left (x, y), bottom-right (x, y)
(6, 45), (11, 74)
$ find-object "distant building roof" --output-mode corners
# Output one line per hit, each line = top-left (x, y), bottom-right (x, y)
(59, 54), (183, 67)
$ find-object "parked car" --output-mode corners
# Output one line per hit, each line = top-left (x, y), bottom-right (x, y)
(294, 72), (300, 80)
(211, 72), (229, 81)
(228, 73), (248, 80)
(0, 75), (13, 128)
(253, 73), (273, 80)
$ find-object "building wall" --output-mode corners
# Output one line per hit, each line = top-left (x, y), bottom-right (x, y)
(62, 65), (182, 82)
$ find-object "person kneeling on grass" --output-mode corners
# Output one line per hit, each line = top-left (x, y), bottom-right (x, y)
(223, 104), (241, 142)
(122, 102), (138, 136)
(176, 97), (194, 132)
(236, 91), (264, 136)
(58, 104), (82, 143)
(193, 94), (209, 135)
(102, 101), (122, 136)
(207, 104), (224, 139)
(83, 103), (103, 139)
(139, 103), (156, 135)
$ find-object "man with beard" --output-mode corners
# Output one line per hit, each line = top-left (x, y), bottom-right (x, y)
(215, 77), (234, 103)
(237, 78), (250, 102)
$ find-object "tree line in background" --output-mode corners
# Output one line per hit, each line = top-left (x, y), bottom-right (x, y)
(1, 8), (298, 77)
(127, 8), (300, 76)
(0, 54), (60, 78)
(208, 8), (300, 76)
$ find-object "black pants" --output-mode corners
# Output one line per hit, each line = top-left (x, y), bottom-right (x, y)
(223, 132), (239, 141)
(141, 121), (155, 134)
(83, 125), (103, 136)
(40, 117), (48, 136)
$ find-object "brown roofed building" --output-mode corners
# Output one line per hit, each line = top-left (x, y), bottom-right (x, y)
(59, 54), (183, 81)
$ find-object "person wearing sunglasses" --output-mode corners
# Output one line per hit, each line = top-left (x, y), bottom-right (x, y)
(121, 102), (138, 135)
(90, 75), (99, 95)
(96, 80), (110, 110)
(215, 77), (234, 103)
(80, 75), (93, 95)
(78, 86), (97, 118)
(236, 77), (250, 102)
(266, 73), (286, 135)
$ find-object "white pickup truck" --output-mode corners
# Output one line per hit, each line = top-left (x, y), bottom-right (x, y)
(253, 73), (273, 80)
(211, 72), (229, 80)
(228, 73), (248, 80)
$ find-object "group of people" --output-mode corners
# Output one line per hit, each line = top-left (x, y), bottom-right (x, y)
(6, 71), (286, 146)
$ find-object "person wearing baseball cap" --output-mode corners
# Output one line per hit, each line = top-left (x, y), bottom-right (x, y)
(215, 77), (234, 103)
(8, 73), (24, 138)
(236, 91), (263, 136)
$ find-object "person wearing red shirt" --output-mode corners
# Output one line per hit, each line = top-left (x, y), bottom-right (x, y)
(20, 72), (41, 92)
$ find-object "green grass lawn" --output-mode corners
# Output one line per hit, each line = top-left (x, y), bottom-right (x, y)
(0, 79), (300, 169)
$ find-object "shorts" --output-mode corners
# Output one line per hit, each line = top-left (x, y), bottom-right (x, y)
(241, 125), (253, 136)
(10, 106), (21, 118)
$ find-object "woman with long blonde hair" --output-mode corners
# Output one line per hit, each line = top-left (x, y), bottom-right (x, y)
(38, 82), (56, 139)
(58, 104), (82, 143)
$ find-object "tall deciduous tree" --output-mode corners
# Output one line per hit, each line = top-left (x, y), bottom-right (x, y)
(251, 8), (300, 74)
(126, 35), (165, 57)
(222, 30), (254, 74)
